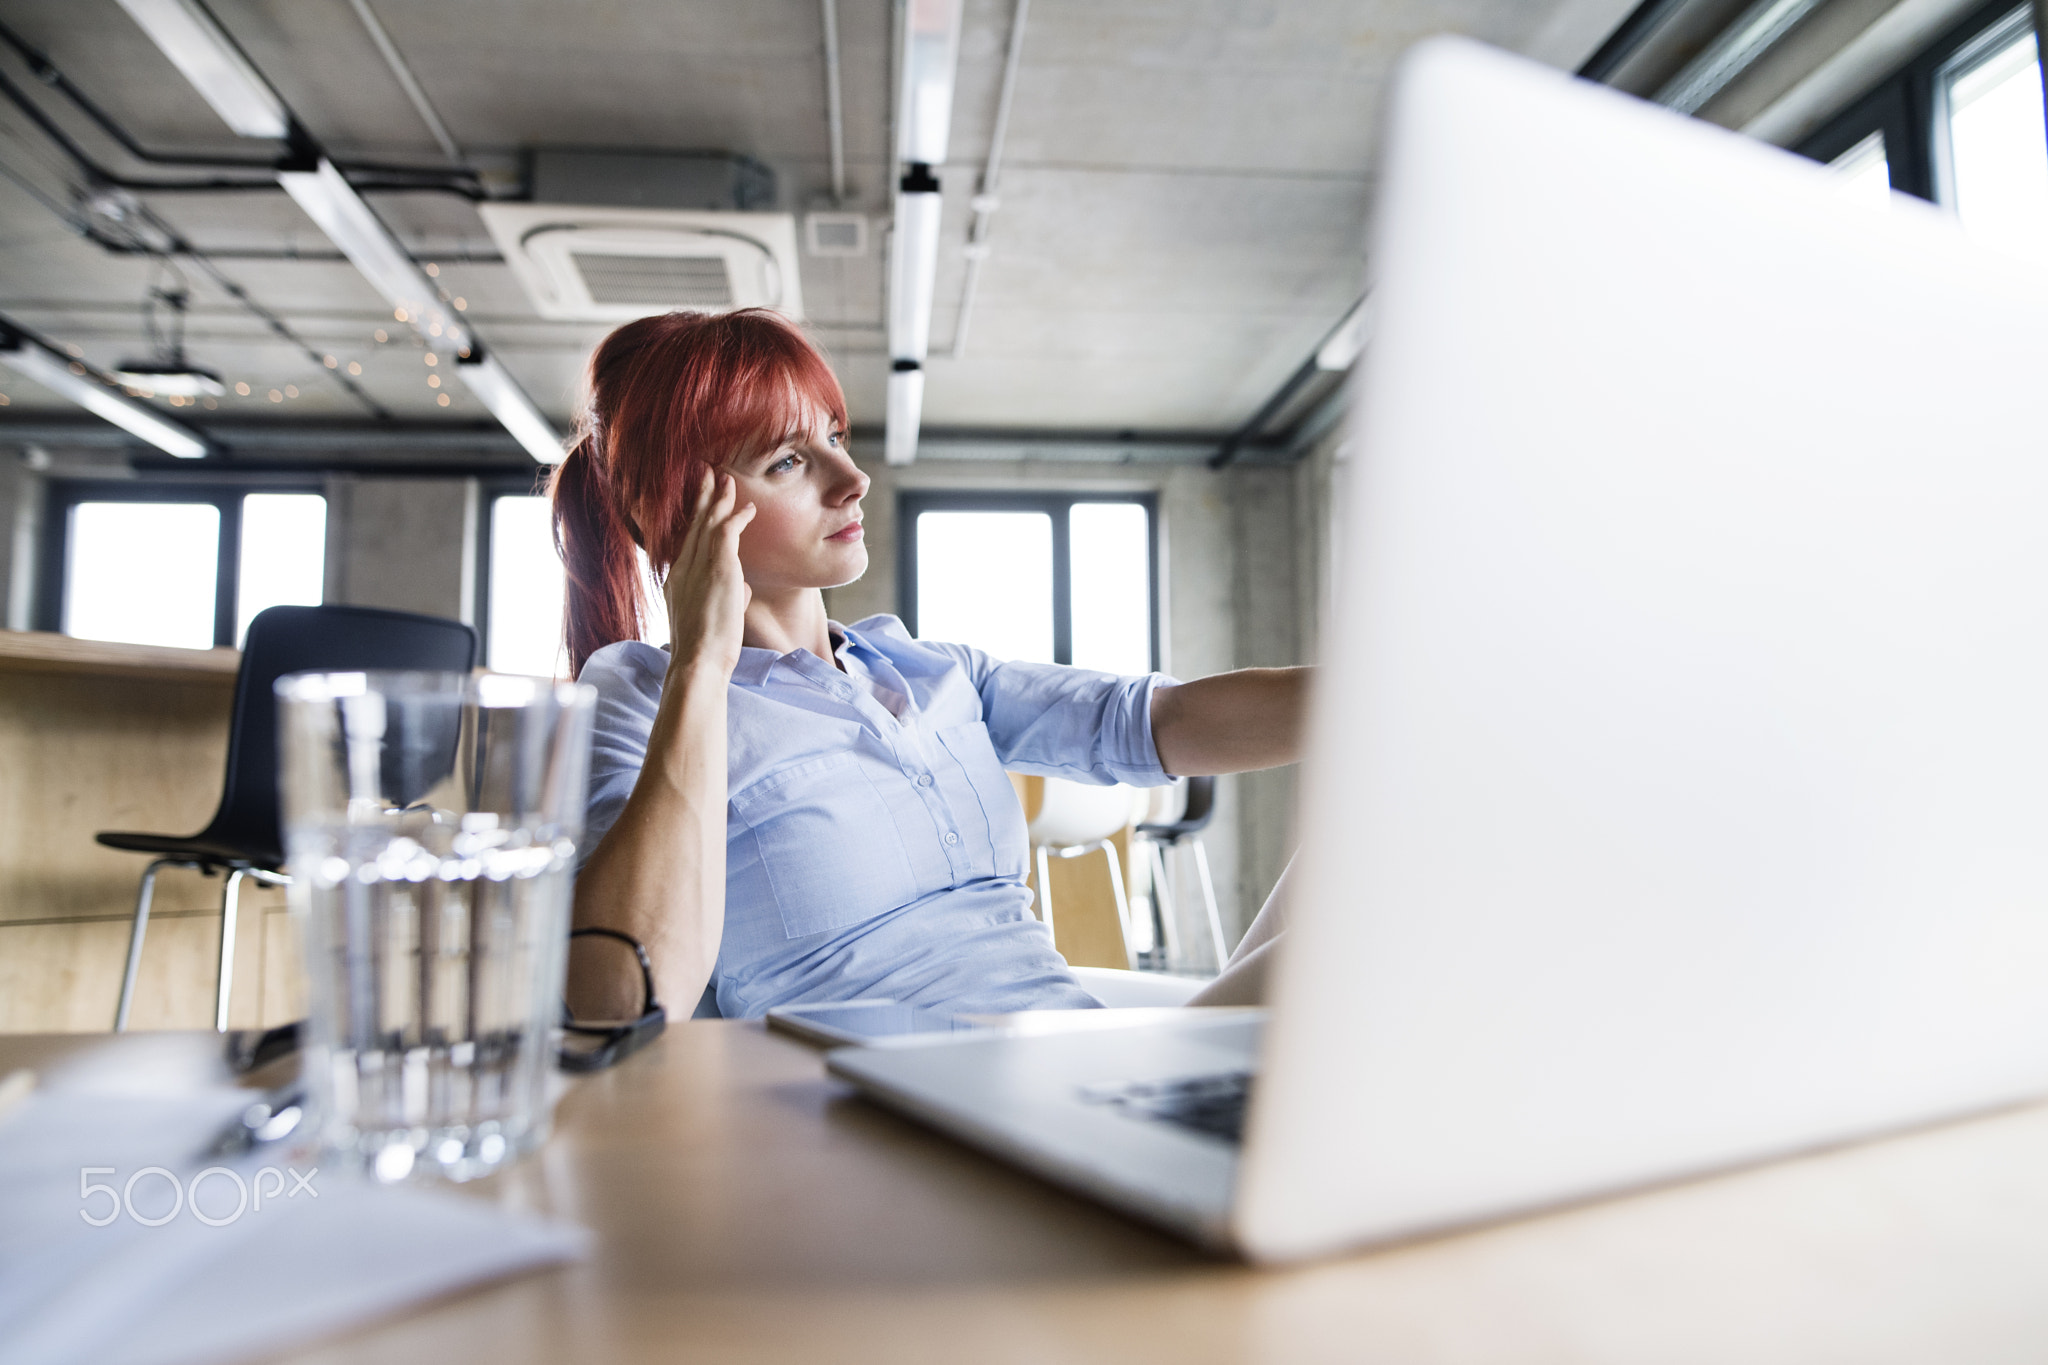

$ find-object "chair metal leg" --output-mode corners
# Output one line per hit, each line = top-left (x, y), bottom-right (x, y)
(1097, 837), (1137, 970)
(1190, 838), (1227, 972)
(115, 858), (178, 1032)
(1147, 840), (1183, 969)
(1033, 843), (1056, 942)
(216, 867), (250, 1033)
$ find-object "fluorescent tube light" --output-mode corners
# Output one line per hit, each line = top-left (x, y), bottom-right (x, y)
(1314, 294), (1374, 372)
(0, 339), (210, 459)
(884, 364), (924, 466)
(279, 159), (470, 350)
(897, 0), (964, 164)
(114, 0), (289, 139)
(889, 182), (943, 362)
(458, 351), (564, 464)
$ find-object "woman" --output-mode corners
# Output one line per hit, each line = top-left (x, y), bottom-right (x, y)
(554, 308), (1307, 1020)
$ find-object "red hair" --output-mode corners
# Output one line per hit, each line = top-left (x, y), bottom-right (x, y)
(549, 309), (848, 677)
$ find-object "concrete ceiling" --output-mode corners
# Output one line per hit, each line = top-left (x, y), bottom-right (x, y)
(0, 0), (1641, 448)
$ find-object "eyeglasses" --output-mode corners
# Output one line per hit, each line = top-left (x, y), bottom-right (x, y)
(558, 927), (668, 1073)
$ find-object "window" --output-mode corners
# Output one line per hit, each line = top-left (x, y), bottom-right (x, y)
(1801, 2), (2048, 256)
(41, 483), (325, 649)
(480, 491), (665, 680)
(1936, 11), (2048, 262)
(898, 492), (1159, 673)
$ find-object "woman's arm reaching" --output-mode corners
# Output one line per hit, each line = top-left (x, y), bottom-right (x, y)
(1149, 666), (1311, 776)
(566, 471), (754, 1019)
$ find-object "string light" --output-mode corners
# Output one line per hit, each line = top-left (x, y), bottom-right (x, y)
(423, 353), (436, 366)
(268, 388), (283, 402)
(347, 361), (362, 375)
(423, 263), (439, 277)
(436, 392), (449, 406)
(393, 307), (408, 322)
(234, 381), (250, 396)
(201, 397), (217, 409)
(63, 343), (82, 357)
(374, 328), (389, 343)
(427, 374), (440, 388)
(284, 384), (298, 398)
(323, 355), (337, 368)
(452, 297), (467, 310)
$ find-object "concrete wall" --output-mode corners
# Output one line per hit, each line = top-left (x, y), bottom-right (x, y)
(321, 475), (479, 624)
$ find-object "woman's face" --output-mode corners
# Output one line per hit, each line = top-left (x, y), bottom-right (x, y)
(726, 404), (869, 593)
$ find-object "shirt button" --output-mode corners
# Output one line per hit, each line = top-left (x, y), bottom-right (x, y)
(916, 773), (934, 787)
(944, 832), (959, 846)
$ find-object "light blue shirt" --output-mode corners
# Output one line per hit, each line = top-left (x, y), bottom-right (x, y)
(577, 615), (1177, 1018)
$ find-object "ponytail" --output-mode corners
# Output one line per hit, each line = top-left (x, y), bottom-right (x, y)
(549, 432), (645, 678)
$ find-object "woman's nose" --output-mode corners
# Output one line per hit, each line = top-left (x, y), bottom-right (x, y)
(832, 456), (870, 504)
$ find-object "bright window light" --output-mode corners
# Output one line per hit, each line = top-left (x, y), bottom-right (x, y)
(915, 511), (1054, 663)
(65, 501), (219, 649)
(1829, 130), (1892, 210)
(1943, 23), (2048, 263)
(237, 493), (325, 645)
(1069, 503), (1151, 675)
(488, 495), (569, 678)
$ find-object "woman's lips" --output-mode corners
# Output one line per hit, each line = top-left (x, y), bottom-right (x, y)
(828, 521), (864, 543)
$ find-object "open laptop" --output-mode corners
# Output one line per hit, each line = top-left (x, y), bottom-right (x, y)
(828, 36), (2048, 1264)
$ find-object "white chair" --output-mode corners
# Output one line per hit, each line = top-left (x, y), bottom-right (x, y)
(1027, 777), (1150, 968)
(1068, 964), (1205, 1007)
(1132, 775), (1228, 974)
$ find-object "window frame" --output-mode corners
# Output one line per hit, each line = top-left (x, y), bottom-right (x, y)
(36, 478), (325, 649)
(895, 489), (1162, 672)
(1797, 0), (2043, 203)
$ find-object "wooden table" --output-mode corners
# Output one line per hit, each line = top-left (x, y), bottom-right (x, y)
(11, 1023), (2048, 1364)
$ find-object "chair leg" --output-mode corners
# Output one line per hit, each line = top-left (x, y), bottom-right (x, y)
(216, 867), (250, 1033)
(114, 858), (178, 1033)
(1033, 843), (1056, 943)
(1191, 838), (1228, 972)
(1097, 838), (1138, 971)
(1148, 840), (1183, 970)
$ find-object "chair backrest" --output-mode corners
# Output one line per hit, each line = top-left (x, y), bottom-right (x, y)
(200, 604), (478, 863)
(1027, 777), (1147, 850)
(1135, 774), (1215, 841)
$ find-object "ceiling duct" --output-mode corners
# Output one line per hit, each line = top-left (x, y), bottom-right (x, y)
(479, 151), (800, 323)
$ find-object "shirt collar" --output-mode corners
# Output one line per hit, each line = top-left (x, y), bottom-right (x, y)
(729, 620), (862, 688)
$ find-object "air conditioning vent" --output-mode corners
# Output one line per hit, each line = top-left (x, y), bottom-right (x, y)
(477, 203), (804, 322)
(572, 253), (734, 307)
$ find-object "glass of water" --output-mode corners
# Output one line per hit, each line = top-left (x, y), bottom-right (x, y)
(275, 670), (596, 1183)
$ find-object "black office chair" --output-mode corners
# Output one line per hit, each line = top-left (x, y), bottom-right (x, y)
(1133, 775), (1228, 972)
(99, 604), (478, 1032)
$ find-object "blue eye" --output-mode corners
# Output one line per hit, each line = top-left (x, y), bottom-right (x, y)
(770, 453), (799, 473)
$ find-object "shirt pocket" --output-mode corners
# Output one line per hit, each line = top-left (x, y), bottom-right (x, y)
(936, 720), (1030, 880)
(730, 751), (922, 940)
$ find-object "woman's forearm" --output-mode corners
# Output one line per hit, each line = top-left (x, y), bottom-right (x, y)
(567, 659), (730, 1018)
(1150, 666), (1311, 776)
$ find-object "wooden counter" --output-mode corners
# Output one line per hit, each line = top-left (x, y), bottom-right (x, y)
(0, 631), (298, 1033)
(0, 629), (240, 682)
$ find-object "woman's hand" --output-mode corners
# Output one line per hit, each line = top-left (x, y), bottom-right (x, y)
(662, 469), (756, 680)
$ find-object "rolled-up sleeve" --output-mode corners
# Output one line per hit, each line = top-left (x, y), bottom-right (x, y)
(934, 644), (1179, 787)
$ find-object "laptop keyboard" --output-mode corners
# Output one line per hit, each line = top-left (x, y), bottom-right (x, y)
(1079, 1070), (1253, 1145)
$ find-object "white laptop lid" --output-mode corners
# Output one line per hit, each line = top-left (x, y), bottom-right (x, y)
(1236, 37), (2048, 1262)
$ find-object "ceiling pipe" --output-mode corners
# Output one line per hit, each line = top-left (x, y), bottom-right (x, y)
(345, 0), (463, 163)
(1652, 0), (1827, 113)
(950, 0), (1030, 360)
(117, 0), (564, 462)
(884, 0), (964, 466)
